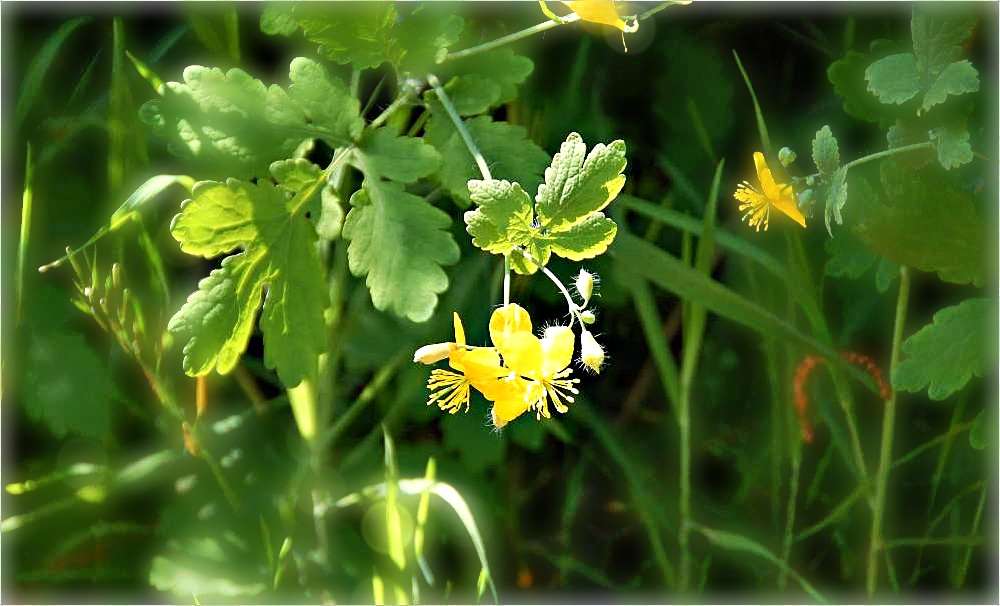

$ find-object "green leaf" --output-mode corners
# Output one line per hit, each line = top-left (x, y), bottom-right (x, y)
(893, 298), (992, 400)
(168, 179), (328, 386)
(930, 121), (973, 169)
(442, 75), (502, 116)
(16, 17), (91, 127)
(286, 3), (397, 69)
(853, 165), (983, 285)
(316, 185), (345, 240)
(445, 48), (534, 105)
(425, 110), (549, 207)
(811, 125), (841, 176)
(270, 158), (322, 192)
(142, 57), (361, 178)
(265, 4), (462, 73)
(865, 53), (921, 105)
(465, 179), (536, 255)
(922, 60), (979, 111)
(825, 232), (876, 279)
(547, 213), (618, 261)
(911, 9), (976, 77)
(353, 128), (441, 183)
(24, 333), (113, 439)
(968, 410), (986, 451)
(535, 132), (627, 231)
(150, 538), (267, 599)
(875, 258), (899, 293)
(823, 167), (848, 237)
(343, 180), (460, 322)
(828, 50), (889, 123)
(693, 525), (826, 603)
(259, 3), (297, 36)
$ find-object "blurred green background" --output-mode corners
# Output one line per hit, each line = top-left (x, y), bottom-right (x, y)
(2, 2), (996, 603)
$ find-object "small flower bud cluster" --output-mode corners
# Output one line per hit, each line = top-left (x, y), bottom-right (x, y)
(572, 269), (605, 373)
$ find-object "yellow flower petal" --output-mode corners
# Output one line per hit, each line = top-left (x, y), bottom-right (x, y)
(563, 0), (628, 31)
(540, 326), (575, 376)
(456, 347), (505, 383)
(771, 185), (807, 228)
(488, 378), (544, 428)
(752, 151), (784, 202)
(498, 331), (543, 376)
(453, 312), (465, 346)
(489, 303), (533, 350)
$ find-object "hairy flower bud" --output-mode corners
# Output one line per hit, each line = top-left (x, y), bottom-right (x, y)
(575, 269), (595, 306)
(580, 310), (596, 325)
(579, 330), (605, 374)
(413, 342), (454, 364)
(778, 146), (797, 167)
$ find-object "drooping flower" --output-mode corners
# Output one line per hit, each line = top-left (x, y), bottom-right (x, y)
(417, 313), (506, 414)
(734, 151), (807, 232)
(489, 305), (580, 423)
(562, 0), (638, 33)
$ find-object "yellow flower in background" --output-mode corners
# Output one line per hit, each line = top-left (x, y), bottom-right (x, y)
(561, 0), (637, 32)
(419, 313), (506, 414)
(489, 305), (580, 422)
(734, 151), (807, 232)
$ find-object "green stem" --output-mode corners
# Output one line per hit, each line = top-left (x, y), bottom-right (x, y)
(843, 142), (933, 171)
(778, 445), (801, 589)
(866, 266), (910, 596)
(427, 74), (492, 180)
(442, 16), (577, 63)
(369, 91), (412, 130)
(442, 0), (683, 63)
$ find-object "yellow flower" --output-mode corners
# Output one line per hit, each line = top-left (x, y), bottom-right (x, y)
(561, 0), (637, 32)
(734, 151), (806, 232)
(489, 305), (580, 423)
(419, 313), (506, 414)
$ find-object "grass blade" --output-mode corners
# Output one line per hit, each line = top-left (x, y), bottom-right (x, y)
(620, 195), (786, 278)
(694, 524), (827, 602)
(732, 50), (772, 155)
(16, 143), (34, 325)
(15, 17), (91, 127)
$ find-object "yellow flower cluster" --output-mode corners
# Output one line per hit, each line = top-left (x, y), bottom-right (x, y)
(414, 304), (583, 428)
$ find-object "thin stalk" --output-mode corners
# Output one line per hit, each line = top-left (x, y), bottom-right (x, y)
(954, 484), (987, 587)
(427, 74), (491, 179)
(503, 256), (511, 306)
(369, 91), (412, 130)
(778, 445), (802, 589)
(442, 0), (682, 63)
(866, 266), (910, 596)
(442, 16), (577, 63)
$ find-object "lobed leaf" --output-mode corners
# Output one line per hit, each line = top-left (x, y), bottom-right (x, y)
(535, 132), (627, 231)
(141, 58), (361, 179)
(343, 181), (460, 322)
(352, 128), (441, 183)
(921, 60), (979, 112)
(865, 53), (921, 105)
(168, 179), (328, 386)
(893, 298), (992, 400)
(811, 125), (841, 176)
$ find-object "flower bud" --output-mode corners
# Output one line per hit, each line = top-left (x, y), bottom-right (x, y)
(413, 342), (454, 364)
(580, 310), (596, 325)
(579, 330), (605, 374)
(778, 147), (797, 167)
(575, 269), (595, 306)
